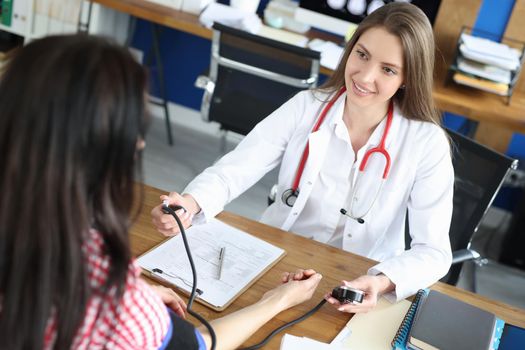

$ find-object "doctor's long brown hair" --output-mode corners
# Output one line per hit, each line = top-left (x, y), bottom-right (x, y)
(0, 35), (148, 349)
(319, 2), (441, 125)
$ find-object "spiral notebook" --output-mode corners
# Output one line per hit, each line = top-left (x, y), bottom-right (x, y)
(391, 289), (428, 350)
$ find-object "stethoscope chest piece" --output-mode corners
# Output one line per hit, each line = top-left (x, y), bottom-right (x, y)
(281, 188), (299, 207)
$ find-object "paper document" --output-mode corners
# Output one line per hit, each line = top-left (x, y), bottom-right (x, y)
(309, 39), (344, 70)
(137, 219), (285, 310)
(457, 57), (511, 84)
(459, 33), (521, 71)
(281, 334), (338, 350)
(330, 297), (411, 349)
(257, 25), (308, 47)
(200, 3), (262, 34)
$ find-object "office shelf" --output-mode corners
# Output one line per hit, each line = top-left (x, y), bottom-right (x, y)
(447, 27), (525, 105)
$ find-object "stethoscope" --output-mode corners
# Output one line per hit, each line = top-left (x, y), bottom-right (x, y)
(281, 87), (393, 224)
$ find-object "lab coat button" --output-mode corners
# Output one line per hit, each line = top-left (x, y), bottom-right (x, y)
(307, 181), (313, 185)
(293, 212), (298, 216)
(347, 233), (352, 238)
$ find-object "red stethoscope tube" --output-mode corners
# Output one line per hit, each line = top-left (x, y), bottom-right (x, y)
(282, 87), (393, 209)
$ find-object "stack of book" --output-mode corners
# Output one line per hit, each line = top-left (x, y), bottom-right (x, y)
(451, 31), (523, 98)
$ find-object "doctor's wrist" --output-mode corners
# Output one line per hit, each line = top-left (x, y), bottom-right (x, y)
(182, 193), (201, 215)
(375, 274), (395, 295)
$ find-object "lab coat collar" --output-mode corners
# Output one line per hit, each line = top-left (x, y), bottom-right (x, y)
(307, 93), (404, 162)
(326, 91), (347, 130)
(355, 102), (402, 159)
(307, 90), (347, 168)
(323, 94), (403, 155)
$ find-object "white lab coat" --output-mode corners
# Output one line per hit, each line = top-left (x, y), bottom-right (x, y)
(185, 90), (454, 301)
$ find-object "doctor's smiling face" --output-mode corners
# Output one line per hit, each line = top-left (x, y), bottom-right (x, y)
(344, 26), (404, 111)
(320, 3), (439, 124)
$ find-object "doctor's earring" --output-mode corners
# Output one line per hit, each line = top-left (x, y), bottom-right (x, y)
(400, 84), (406, 90)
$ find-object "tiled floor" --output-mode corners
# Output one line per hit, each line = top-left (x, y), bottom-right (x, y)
(142, 103), (525, 311)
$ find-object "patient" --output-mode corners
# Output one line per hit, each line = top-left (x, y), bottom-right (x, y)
(0, 34), (321, 350)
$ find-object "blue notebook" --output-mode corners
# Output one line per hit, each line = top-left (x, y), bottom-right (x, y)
(499, 324), (525, 350)
(391, 289), (505, 350)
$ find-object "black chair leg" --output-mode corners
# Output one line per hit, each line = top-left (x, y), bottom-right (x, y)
(151, 24), (173, 146)
(471, 261), (478, 293)
(77, 1), (93, 33)
(220, 129), (228, 154)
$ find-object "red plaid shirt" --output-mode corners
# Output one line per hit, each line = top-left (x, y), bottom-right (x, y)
(44, 230), (170, 349)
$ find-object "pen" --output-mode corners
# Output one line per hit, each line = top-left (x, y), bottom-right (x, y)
(218, 247), (226, 280)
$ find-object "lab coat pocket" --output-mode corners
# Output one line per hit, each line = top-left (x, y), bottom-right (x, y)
(342, 217), (370, 255)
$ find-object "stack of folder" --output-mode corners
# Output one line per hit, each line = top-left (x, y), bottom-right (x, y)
(451, 32), (523, 97)
(398, 290), (504, 350)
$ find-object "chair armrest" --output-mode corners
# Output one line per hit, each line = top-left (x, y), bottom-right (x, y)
(267, 184), (278, 206)
(452, 248), (481, 264)
(195, 75), (213, 90)
(194, 75), (215, 122)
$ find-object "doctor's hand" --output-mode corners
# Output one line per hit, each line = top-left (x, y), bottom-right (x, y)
(260, 269), (322, 311)
(151, 192), (201, 236)
(324, 274), (395, 314)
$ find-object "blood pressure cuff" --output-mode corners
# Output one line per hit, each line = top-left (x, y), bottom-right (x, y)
(159, 309), (205, 350)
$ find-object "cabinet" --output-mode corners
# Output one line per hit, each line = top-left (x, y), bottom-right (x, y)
(0, 0), (34, 42)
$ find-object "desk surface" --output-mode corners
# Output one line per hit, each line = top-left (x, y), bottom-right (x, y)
(131, 184), (525, 348)
(91, 0), (525, 152)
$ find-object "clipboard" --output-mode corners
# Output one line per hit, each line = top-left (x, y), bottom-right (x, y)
(137, 219), (286, 311)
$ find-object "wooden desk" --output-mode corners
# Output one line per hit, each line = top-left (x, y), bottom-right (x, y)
(131, 184), (525, 348)
(91, 0), (525, 153)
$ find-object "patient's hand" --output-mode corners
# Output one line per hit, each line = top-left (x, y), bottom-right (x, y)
(261, 269), (322, 311)
(150, 284), (187, 319)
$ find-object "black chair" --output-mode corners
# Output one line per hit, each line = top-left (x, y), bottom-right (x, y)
(406, 128), (518, 289)
(195, 23), (321, 151)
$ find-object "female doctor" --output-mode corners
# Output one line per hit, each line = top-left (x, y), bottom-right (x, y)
(152, 2), (454, 313)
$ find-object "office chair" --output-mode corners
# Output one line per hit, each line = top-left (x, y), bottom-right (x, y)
(406, 128), (518, 290)
(195, 23), (320, 152)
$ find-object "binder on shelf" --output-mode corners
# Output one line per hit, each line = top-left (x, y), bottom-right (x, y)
(1, 0), (13, 26)
(393, 290), (505, 350)
(137, 219), (286, 311)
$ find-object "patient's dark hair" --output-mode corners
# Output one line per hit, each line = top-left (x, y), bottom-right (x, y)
(0, 34), (148, 349)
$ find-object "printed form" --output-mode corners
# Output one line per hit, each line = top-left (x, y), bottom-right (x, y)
(137, 219), (285, 310)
